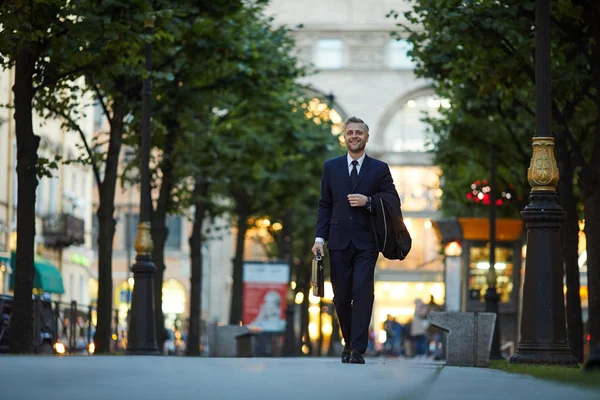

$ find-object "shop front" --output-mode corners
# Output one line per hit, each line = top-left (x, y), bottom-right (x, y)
(0, 252), (11, 294)
(433, 217), (524, 353)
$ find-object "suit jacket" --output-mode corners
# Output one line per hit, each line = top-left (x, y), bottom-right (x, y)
(369, 191), (412, 260)
(316, 154), (399, 251)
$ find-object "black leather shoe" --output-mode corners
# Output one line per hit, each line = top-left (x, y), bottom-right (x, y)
(341, 346), (352, 363)
(349, 350), (365, 364)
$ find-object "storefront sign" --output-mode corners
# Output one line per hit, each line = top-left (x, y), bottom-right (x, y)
(242, 262), (289, 332)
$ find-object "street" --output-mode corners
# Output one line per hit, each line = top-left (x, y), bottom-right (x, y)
(0, 356), (597, 400)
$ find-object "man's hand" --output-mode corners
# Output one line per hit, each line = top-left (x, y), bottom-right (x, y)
(347, 194), (368, 207)
(312, 241), (324, 257)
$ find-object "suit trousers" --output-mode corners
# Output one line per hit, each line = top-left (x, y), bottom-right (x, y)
(329, 242), (378, 353)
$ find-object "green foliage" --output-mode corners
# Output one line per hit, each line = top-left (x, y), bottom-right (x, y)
(392, 0), (597, 218)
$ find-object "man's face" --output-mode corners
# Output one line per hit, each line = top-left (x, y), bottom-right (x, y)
(344, 122), (368, 153)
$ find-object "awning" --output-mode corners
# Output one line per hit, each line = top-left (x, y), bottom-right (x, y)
(33, 257), (65, 294)
(0, 252), (12, 273)
(8, 252), (65, 294)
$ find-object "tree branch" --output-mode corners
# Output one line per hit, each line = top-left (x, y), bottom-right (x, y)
(45, 104), (103, 189)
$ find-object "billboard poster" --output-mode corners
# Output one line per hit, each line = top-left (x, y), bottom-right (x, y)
(242, 262), (290, 332)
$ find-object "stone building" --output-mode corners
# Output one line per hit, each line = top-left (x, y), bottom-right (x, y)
(265, 0), (445, 347)
(0, 68), (96, 308)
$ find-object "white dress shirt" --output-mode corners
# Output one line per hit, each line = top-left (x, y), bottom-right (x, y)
(347, 152), (366, 175)
(315, 153), (366, 244)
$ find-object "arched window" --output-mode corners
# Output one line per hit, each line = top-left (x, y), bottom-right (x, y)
(381, 95), (450, 153)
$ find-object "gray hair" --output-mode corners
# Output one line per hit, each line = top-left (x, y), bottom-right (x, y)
(344, 116), (369, 134)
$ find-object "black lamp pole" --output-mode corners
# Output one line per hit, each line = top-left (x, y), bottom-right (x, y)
(485, 145), (501, 359)
(126, 17), (159, 355)
(509, 0), (576, 366)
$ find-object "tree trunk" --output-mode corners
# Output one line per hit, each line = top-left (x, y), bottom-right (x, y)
(9, 48), (39, 354)
(229, 201), (249, 325)
(581, 0), (600, 353)
(151, 120), (178, 351)
(582, 186), (600, 350)
(94, 98), (125, 354)
(556, 134), (584, 361)
(186, 181), (209, 356)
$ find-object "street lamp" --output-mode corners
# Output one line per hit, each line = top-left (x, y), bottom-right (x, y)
(509, 0), (576, 366)
(126, 16), (159, 355)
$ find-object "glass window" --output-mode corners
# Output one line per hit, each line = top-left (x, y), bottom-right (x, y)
(125, 212), (138, 251)
(387, 39), (415, 69)
(93, 101), (104, 131)
(166, 216), (182, 250)
(389, 166), (442, 212)
(48, 178), (57, 215)
(468, 245), (515, 303)
(382, 96), (448, 153)
(36, 177), (45, 215)
(314, 39), (344, 69)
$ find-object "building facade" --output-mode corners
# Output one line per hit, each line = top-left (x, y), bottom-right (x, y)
(0, 68), (96, 308)
(266, 0), (445, 347)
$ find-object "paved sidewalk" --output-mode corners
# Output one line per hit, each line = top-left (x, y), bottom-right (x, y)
(0, 356), (597, 400)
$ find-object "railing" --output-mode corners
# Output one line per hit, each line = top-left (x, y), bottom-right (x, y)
(42, 214), (85, 249)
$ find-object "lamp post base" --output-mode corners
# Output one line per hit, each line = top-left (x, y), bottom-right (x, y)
(126, 254), (160, 355)
(511, 191), (577, 367)
(484, 288), (502, 360)
(510, 348), (578, 366)
(283, 305), (296, 357)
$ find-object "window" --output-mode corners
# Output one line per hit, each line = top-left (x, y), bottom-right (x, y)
(70, 273), (75, 301)
(93, 101), (105, 131)
(48, 178), (58, 215)
(166, 216), (182, 250)
(79, 276), (84, 304)
(468, 245), (515, 303)
(314, 39), (344, 69)
(125, 212), (138, 251)
(382, 95), (449, 153)
(36, 178), (45, 215)
(387, 39), (415, 69)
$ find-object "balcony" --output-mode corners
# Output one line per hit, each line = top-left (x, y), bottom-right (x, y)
(43, 214), (85, 249)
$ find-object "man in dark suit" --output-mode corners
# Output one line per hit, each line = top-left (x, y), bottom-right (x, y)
(312, 116), (399, 364)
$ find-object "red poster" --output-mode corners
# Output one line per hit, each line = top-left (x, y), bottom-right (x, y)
(242, 262), (290, 332)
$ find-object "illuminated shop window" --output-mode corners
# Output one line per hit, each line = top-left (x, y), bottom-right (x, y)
(468, 245), (514, 303)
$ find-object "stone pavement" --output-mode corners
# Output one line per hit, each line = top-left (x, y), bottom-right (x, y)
(0, 356), (598, 400)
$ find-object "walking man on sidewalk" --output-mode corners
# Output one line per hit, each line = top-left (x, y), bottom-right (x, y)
(312, 116), (399, 364)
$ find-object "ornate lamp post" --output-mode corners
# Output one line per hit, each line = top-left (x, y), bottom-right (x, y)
(509, 0), (576, 366)
(126, 17), (159, 355)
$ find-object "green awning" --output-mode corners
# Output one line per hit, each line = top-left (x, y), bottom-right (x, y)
(33, 258), (64, 294)
(9, 252), (65, 294)
(0, 252), (10, 265)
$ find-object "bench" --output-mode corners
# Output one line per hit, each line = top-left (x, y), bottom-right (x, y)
(428, 311), (496, 367)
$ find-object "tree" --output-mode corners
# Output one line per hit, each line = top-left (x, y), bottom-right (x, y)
(0, 0), (93, 353)
(33, 0), (154, 353)
(393, 0), (599, 360)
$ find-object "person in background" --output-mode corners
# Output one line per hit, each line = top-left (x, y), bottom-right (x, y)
(393, 317), (403, 356)
(427, 294), (444, 360)
(383, 314), (396, 356)
(411, 298), (429, 358)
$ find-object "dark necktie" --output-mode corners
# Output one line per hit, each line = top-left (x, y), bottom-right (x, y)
(350, 160), (358, 188)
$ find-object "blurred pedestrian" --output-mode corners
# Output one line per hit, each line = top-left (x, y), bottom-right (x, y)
(427, 295), (444, 360)
(411, 299), (429, 358)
